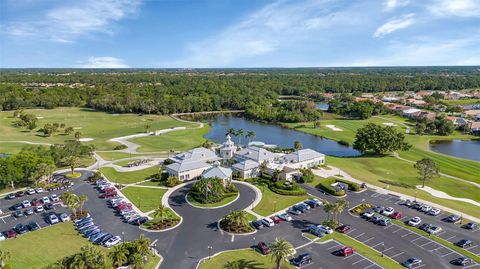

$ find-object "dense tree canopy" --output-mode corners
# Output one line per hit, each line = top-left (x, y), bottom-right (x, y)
(353, 123), (411, 154)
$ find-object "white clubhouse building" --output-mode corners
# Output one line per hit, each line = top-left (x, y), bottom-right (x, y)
(165, 134), (325, 181)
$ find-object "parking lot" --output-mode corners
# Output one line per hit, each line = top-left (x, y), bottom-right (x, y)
(297, 239), (383, 269)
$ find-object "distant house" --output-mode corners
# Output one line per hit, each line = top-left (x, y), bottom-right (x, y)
(470, 122), (480, 136)
(464, 110), (480, 120)
(446, 116), (469, 127)
(406, 98), (427, 106)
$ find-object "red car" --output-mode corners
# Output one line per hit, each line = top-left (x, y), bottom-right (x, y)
(99, 191), (117, 199)
(6, 229), (17, 238)
(272, 216), (284, 224)
(31, 198), (42, 206)
(336, 224), (351, 233)
(338, 246), (355, 256)
(390, 212), (403, 220)
(257, 242), (270, 255)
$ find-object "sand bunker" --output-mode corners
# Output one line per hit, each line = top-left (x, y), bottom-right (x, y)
(73, 127), (82, 130)
(79, 138), (94, 142)
(383, 122), (396, 126)
(36, 116), (44, 119)
(325, 125), (343, 131)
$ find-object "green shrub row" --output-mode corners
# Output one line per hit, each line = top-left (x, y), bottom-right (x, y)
(335, 178), (362, 191)
(315, 178), (346, 196)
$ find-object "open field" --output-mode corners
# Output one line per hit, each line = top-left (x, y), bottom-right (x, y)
(97, 151), (167, 161)
(121, 186), (167, 212)
(0, 107), (194, 151)
(444, 99), (480, 106)
(198, 248), (295, 269)
(253, 183), (312, 216)
(327, 156), (480, 217)
(100, 166), (160, 184)
(131, 125), (209, 152)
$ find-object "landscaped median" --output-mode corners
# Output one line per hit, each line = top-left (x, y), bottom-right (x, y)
(310, 176), (363, 196)
(198, 248), (295, 269)
(187, 177), (239, 209)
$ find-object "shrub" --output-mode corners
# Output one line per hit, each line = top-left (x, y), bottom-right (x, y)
(189, 177), (228, 204)
(270, 180), (307, 195)
(335, 178), (362, 191)
(166, 176), (181, 187)
(113, 144), (128, 150)
(299, 168), (315, 183)
(163, 159), (175, 165)
(315, 178), (345, 196)
(322, 219), (338, 229)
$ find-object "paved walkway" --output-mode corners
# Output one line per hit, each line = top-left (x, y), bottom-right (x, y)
(109, 127), (186, 154)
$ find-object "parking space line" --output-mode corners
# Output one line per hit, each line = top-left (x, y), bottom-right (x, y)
(445, 235), (456, 241)
(415, 263), (426, 268)
(353, 232), (365, 239)
(390, 252), (404, 258)
(363, 237), (375, 243)
(411, 237), (424, 243)
(430, 246), (442, 252)
(328, 245), (341, 250)
(401, 232), (413, 237)
(383, 246), (394, 252)
(362, 264), (377, 269)
(463, 264), (478, 269)
(440, 251), (454, 257)
(392, 227), (403, 233)
(383, 225), (394, 230)
(418, 241), (434, 248)
(352, 258), (366, 265)
(343, 253), (358, 260)
(372, 242), (384, 248)
(436, 231), (446, 236)
(345, 228), (356, 234)
(465, 245), (477, 250)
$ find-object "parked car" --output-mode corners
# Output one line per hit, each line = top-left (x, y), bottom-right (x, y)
(390, 212), (403, 220)
(309, 226), (325, 237)
(42, 196), (51, 204)
(446, 215), (462, 223)
(104, 236), (121, 248)
(428, 208), (441, 216)
(31, 198), (42, 206)
(402, 257), (422, 268)
(99, 234), (114, 245)
(129, 217), (148, 225)
(27, 188), (36, 195)
(75, 216), (93, 224)
(408, 217), (422, 227)
(382, 207), (394, 216)
(25, 208), (34, 215)
(278, 213), (292, 221)
(11, 203), (23, 210)
(378, 218), (390, 226)
(0, 232), (5, 241)
(44, 203), (54, 210)
(290, 253), (312, 267)
(373, 205), (384, 212)
(463, 222), (478, 230)
(294, 204), (308, 213)
(60, 213), (71, 222)
(287, 207), (301, 215)
(336, 224), (351, 233)
(35, 187), (44, 193)
(304, 198), (322, 208)
(420, 205), (432, 213)
(15, 191), (25, 197)
(6, 193), (16, 199)
(272, 216), (284, 224)
(35, 205), (44, 213)
(362, 210), (375, 219)
(262, 217), (275, 227)
(455, 239), (473, 248)
(338, 246), (355, 256)
(13, 210), (24, 218)
(317, 225), (333, 234)
(370, 214), (383, 224)
(419, 223), (432, 232)
(14, 223), (28, 234)
(427, 225), (442, 235)
(51, 194), (60, 202)
(411, 203), (423, 210)
(257, 242), (270, 255)
(251, 220), (264, 230)
(27, 221), (40, 231)
(6, 229), (17, 238)
(401, 199), (414, 207)
(450, 257), (473, 266)
(48, 213), (59, 224)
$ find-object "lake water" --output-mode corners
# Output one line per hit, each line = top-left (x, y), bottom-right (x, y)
(429, 140), (480, 162)
(316, 103), (329, 111)
(204, 115), (360, 157)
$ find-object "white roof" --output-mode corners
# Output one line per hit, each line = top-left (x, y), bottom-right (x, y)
(284, 149), (325, 163)
(166, 160), (211, 173)
(232, 160), (260, 171)
(171, 147), (218, 162)
(403, 108), (421, 114)
(235, 146), (279, 162)
(202, 166), (233, 180)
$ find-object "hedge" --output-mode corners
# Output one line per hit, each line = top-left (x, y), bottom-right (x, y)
(315, 177), (346, 196)
(335, 178), (362, 191)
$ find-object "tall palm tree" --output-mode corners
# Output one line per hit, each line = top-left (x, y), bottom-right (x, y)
(236, 129), (244, 145)
(74, 131), (82, 141)
(269, 238), (294, 269)
(334, 199), (349, 223)
(109, 244), (129, 267)
(227, 128), (235, 136)
(153, 203), (167, 224)
(323, 201), (334, 221)
(293, 140), (303, 150)
(223, 261), (240, 269)
(246, 131), (255, 143)
(78, 195), (88, 215)
(134, 234), (151, 257)
(130, 253), (145, 269)
(273, 169), (282, 182)
(60, 192), (80, 217)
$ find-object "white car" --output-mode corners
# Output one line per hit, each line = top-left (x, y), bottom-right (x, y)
(22, 200), (31, 208)
(59, 213), (71, 222)
(42, 196), (51, 204)
(363, 211), (375, 218)
(420, 205), (432, 212)
(427, 226), (442, 235)
(382, 207), (395, 216)
(0, 232), (6, 241)
(51, 194), (59, 202)
(35, 205), (44, 213)
(408, 217), (422, 227)
(428, 208), (441, 216)
(261, 217), (275, 227)
(278, 213), (292, 222)
(317, 225), (334, 234)
(35, 187), (44, 193)
(27, 188), (36, 195)
(49, 214), (59, 224)
(104, 236), (122, 248)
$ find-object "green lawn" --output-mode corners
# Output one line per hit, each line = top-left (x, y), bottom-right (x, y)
(137, 180), (168, 188)
(318, 233), (403, 269)
(198, 248), (295, 269)
(0, 107), (194, 150)
(121, 186), (167, 212)
(97, 151), (167, 161)
(0, 222), (102, 269)
(444, 99), (480, 106)
(186, 193), (239, 208)
(131, 125), (209, 152)
(100, 166), (160, 184)
(253, 183), (312, 216)
(327, 156), (480, 217)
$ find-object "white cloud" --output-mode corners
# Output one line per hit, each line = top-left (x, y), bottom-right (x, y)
(373, 13), (415, 38)
(5, 0), (141, 42)
(428, 0), (480, 17)
(384, 0), (410, 11)
(76, 57), (129, 68)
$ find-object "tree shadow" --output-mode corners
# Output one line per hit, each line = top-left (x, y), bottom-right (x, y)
(223, 259), (264, 269)
(290, 219), (319, 229)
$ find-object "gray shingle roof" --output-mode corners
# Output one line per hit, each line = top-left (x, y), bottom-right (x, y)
(166, 160), (211, 173)
(232, 160), (260, 171)
(202, 166), (232, 179)
(235, 146), (278, 162)
(172, 147), (218, 162)
(284, 149), (325, 163)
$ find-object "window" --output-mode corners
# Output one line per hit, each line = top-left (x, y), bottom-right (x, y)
(180, 175), (185, 180)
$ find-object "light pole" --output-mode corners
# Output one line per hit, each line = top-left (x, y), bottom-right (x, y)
(122, 231), (125, 242)
(381, 242), (385, 257)
(207, 246), (213, 260)
(253, 236), (256, 247)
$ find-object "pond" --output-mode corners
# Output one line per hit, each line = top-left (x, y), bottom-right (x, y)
(204, 115), (360, 157)
(316, 102), (329, 111)
(429, 139), (480, 162)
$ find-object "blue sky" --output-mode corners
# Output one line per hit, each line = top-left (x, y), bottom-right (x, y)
(1, 0), (479, 68)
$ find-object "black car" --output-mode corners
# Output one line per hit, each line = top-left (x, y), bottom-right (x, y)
(455, 240), (472, 248)
(11, 203), (23, 210)
(291, 253), (312, 267)
(293, 204), (307, 213)
(99, 234), (114, 245)
(27, 221), (40, 231)
(129, 216), (148, 225)
(13, 210), (24, 218)
(451, 257), (472, 266)
(14, 223), (28, 234)
(6, 193), (16, 199)
(15, 191), (25, 197)
(251, 220), (265, 230)
(419, 223), (432, 232)
(463, 222), (477, 230)
(304, 200), (319, 208)
(44, 203), (54, 210)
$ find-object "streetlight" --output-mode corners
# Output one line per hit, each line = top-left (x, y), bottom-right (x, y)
(122, 231), (125, 242)
(207, 246), (213, 260)
(253, 236), (256, 247)
(381, 242), (385, 257)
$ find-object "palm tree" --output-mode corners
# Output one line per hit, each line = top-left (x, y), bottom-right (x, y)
(227, 128), (235, 136)
(153, 203), (167, 224)
(323, 201), (335, 221)
(334, 199), (349, 223)
(236, 129), (244, 145)
(0, 250), (11, 268)
(78, 195), (88, 215)
(293, 140), (303, 150)
(144, 124), (151, 133)
(273, 169), (282, 182)
(246, 130), (255, 143)
(109, 244), (129, 267)
(130, 253), (145, 269)
(134, 234), (151, 257)
(269, 238), (294, 269)
(74, 131), (82, 141)
(223, 261), (240, 269)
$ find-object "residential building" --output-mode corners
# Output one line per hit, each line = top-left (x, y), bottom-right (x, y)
(201, 165), (233, 185)
(232, 160), (260, 179)
(234, 146), (279, 163)
(470, 122), (480, 136)
(283, 149), (325, 169)
(165, 147), (219, 181)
